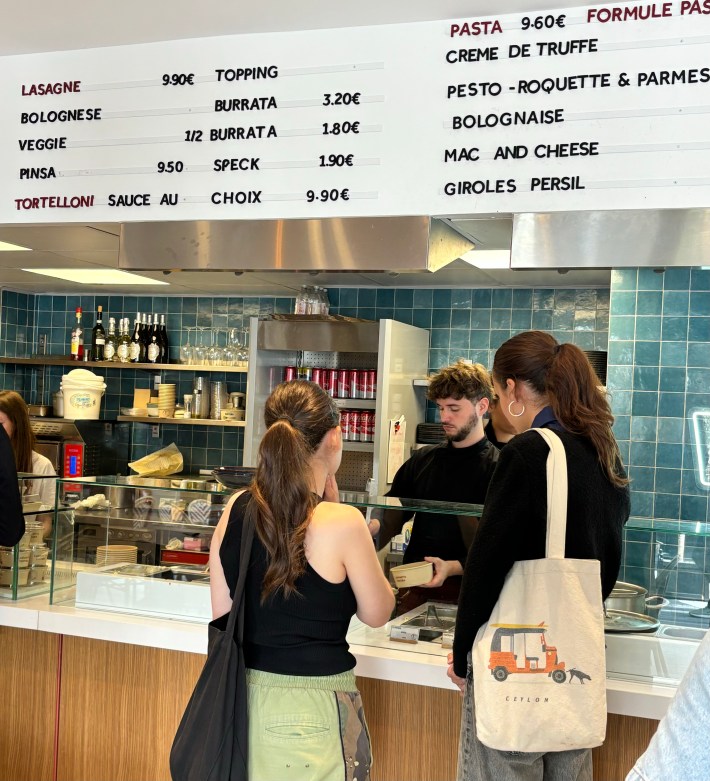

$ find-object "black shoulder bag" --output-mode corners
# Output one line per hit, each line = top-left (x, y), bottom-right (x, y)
(170, 498), (255, 781)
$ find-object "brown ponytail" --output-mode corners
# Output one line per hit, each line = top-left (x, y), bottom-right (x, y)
(250, 380), (340, 601)
(0, 390), (35, 473)
(493, 331), (628, 488)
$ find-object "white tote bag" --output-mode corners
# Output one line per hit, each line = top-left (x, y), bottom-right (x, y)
(472, 428), (607, 753)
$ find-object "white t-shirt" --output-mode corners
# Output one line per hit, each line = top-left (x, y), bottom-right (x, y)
(29, 451), (57, 510)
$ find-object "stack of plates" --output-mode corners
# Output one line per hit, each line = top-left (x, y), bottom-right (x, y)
(416, 423), (447, 444)
(96, 544), (138, 567)
(583, 351), (608, 386)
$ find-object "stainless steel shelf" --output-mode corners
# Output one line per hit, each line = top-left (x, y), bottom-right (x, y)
(342, 441), (374, 452)
(117, 416), (246, 427)
(334, 398), (376, 409)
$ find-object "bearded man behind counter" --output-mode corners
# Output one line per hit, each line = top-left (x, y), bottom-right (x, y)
(374, 361), (500, 615)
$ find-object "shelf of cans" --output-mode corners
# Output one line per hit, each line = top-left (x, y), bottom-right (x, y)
(282, 365), (377, 443)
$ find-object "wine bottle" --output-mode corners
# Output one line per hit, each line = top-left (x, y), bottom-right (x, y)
(91, 305), (106, 361)
(104, 318), (118, 362)
(117, 319), (131, 364)
(129, 317), (142, 363)
(69, 307), (83, 361)
(159, 314), (170, 363)
(141, 314), (152, 359)
(147, 334), (160, 364)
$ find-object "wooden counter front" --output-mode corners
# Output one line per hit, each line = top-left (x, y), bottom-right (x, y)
(0, 627), (58, 781)
(0, 629), (659, 781)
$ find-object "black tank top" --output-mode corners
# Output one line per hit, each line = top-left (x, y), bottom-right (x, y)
(219, 491), (358, 676)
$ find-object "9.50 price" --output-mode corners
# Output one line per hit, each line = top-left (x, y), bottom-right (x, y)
(306, 188), (350, 203)
(157, 161), (184, 173)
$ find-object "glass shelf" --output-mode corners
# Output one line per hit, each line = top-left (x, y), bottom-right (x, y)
(626, 516), (710, 537)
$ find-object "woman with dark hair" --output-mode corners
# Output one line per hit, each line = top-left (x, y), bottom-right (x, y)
(209, 380), (394, 781)
(0, 391), (56, 533)
(0, 425), (24, 546)
(450, 331), (630, 781)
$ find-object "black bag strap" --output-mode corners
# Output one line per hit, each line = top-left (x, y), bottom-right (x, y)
(225, 494), (256, 639)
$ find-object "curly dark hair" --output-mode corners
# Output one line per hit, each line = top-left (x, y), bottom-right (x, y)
(426, 360), (494, 405)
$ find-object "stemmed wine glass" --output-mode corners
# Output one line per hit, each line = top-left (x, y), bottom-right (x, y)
(180, 327), (194, 365)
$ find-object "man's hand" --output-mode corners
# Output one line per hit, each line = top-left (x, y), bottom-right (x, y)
(420, 557), (462, 588)
(323, 474), (340, 503)
(446, 652), (466, 695)
(366, 516), (380, 537)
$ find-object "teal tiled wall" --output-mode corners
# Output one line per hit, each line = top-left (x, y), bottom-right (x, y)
(608, 268), (710, 602)
(2, 285), (609, 472)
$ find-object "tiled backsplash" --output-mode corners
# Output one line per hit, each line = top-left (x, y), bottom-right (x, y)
(1, 285), (609, 472)
(2, 277), (710, 602)
(608, 268), (710, 598)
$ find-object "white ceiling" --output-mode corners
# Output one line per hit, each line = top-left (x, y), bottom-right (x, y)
(0, 0), (611, 295)
(0, 0), (605, 56)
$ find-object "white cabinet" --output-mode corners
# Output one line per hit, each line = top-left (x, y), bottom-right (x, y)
(243, 317), (429, 493)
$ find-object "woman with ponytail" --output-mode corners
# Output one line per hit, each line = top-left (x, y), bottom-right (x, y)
(450, 331), (630, 781)
(210, 380), (394, 781)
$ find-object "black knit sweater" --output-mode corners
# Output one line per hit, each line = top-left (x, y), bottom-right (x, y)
(452, 428), (630, 677)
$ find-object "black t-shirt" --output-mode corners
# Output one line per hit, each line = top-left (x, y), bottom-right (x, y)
(0, 427), (24, 547)
(484, 418), (507, 450)
(384, 438), (499, 567)
(219, 492), (358, 676)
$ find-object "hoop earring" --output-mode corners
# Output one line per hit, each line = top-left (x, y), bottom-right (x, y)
(508, 400), (525, 418)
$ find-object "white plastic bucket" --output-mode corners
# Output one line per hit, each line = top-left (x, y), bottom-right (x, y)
(60, 369), (106, 420)
(62, 384), (105, 419)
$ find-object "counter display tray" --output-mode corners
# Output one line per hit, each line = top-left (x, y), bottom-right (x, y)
(75, 562), (211, 623)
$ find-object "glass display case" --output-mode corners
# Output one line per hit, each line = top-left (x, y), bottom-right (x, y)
(0, 473), (57, 600)
(50, 475), (235, 622)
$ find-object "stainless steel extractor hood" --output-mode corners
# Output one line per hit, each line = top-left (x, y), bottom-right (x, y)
(118, 216), (473, 274)
(512, 209), (710, 269)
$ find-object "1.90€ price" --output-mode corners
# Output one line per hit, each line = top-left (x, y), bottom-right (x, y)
(306, 188), (350, 202)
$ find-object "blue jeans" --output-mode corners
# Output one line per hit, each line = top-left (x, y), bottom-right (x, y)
(457, 659), (593, 781)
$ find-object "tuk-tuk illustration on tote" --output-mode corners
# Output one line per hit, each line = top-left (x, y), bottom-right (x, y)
(488, 623), (570, 683)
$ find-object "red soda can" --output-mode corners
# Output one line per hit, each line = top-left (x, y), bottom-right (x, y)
(341, 409), (353, 439)
(284, 366), (297, 382)
(324, 369), (338, 397)
(346, 410), (360, 441)
(358, 410), (370, 442)
(311, 368), (323, 387)
(337, 369), (350, 398)
(298, 366), (312, 381)
(348, 370), (359, 399)
(365, 370), (377, 399)
(356, 370), (368, 399)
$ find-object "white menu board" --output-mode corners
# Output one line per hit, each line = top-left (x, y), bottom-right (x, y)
(1, 0), (710, 222)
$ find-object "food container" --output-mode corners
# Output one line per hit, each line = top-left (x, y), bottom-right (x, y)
(0, 567), (30, 587)
(0, 547), (31, 568)
(60, 368), (106, 420)
(30, 544), (49, 567)
(390, 561), (434, 588)
(52, 391), (64, 417)
(604, 581), (668, 615)
(29, 564), (49, 584)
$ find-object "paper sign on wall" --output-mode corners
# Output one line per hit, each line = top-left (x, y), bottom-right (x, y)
(387, 415), (406, 483)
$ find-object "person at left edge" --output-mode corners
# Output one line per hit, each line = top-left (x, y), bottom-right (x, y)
(0, 391), (57, 538)
(371, 361), (499, 613)
(0, 424), (24, 547)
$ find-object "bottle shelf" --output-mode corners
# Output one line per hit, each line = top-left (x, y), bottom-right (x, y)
(0, 357), (248, 373)
(117, 416), (246, 427)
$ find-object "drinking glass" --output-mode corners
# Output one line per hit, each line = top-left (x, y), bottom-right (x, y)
(180, 328), (193, 365)
(192, 327), (208, 365)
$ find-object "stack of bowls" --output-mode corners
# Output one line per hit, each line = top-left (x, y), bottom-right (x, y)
(158, 384), (176, 418)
